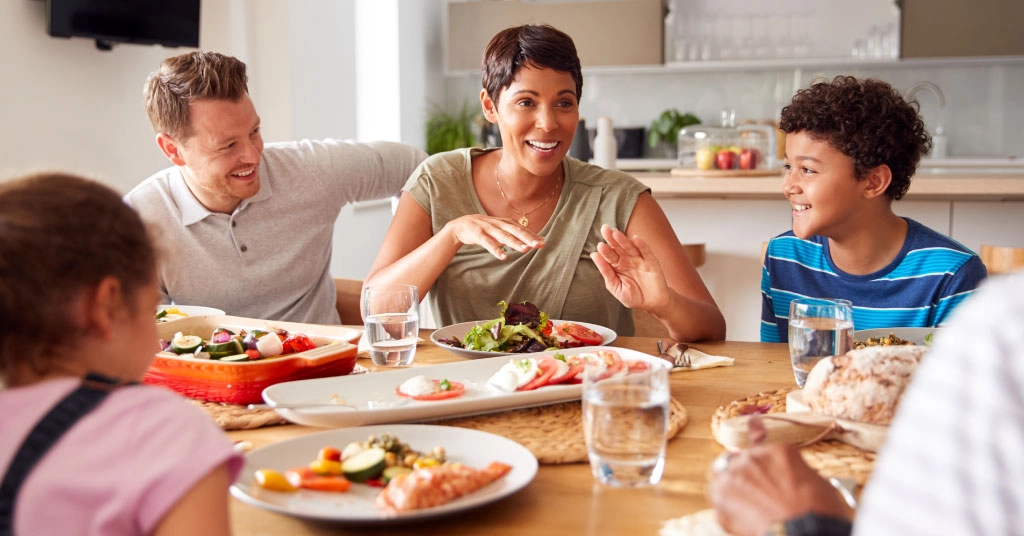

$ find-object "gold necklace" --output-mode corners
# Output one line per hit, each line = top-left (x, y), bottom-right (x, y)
(494, 164), (562, 227)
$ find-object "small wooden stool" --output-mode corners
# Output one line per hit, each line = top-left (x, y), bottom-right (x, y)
(980, 245), (1024, 275)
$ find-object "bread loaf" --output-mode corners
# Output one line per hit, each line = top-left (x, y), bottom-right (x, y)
(803, 345), (928, 425)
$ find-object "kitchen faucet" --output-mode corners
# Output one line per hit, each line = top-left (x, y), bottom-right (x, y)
(906, 81), (947, 158)
(906, 81), (945, 108)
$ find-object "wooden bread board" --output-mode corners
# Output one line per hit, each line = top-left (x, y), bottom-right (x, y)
(670, 167), (783, 178)
(715, 389), (888, 452)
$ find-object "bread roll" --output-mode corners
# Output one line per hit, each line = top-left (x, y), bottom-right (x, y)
(803, 345), (928, 425)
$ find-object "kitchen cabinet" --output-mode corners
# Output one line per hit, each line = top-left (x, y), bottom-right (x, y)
(445, 0), (662, 73)
(900, 0), (1024, 58)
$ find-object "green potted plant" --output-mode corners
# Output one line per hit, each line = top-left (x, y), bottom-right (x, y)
(425, 101), (481, 155)
(647, 108), (700, 157)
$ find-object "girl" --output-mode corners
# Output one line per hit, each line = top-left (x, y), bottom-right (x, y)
(0, 173), (240, 535)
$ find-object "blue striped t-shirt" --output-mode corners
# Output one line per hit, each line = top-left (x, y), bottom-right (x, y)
(760, 218), (988, 342)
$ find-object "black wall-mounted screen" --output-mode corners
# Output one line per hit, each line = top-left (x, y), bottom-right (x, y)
(47, 0), (200, 50)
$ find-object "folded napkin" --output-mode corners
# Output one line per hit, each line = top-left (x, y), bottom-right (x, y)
(660, 509), (732, 536)
(671, 348), (735, 372)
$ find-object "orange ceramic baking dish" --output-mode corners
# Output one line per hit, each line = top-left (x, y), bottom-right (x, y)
(145, 315), (361, 404)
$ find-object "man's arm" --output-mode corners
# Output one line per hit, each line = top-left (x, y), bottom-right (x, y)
(273, 139), (427, 205)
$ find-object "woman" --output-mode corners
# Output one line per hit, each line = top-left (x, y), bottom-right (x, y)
(365, 24), (724, 341)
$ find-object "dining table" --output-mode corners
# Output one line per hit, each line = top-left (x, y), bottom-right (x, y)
(227, 331), (795, 535)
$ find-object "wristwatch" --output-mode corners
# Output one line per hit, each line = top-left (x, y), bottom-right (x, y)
(766, 521), (787, 536)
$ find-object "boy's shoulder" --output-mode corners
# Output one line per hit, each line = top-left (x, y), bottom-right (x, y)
(903, 218), (976, 254)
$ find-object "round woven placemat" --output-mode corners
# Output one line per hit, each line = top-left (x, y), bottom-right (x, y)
(711, 388), (876, 486)
(431, 398), (688, 465)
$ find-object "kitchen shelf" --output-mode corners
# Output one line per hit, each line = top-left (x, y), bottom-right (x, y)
(444, 55), (1024, 78)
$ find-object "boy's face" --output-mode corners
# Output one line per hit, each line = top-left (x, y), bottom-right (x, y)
(782, 131), (866, 240)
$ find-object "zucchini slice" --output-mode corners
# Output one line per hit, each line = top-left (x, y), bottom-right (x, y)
(205, 339), (245, 360)
(341, 447), (387, 483)
(170, 333), (203, 354)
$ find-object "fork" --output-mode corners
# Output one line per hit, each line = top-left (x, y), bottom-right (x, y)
(657, 339), (692, 368)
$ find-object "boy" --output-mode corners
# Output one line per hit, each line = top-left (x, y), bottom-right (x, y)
(761, 76), (987, 342)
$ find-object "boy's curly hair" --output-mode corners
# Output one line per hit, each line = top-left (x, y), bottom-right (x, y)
(779, 76), (931, 200)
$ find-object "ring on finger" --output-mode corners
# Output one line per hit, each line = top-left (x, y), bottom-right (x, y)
(711, 451), (736, 475)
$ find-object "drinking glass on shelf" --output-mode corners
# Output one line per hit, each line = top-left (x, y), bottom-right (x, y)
(362, 284), (419, 366)
(582, 358), (671, 487)
(788, 298), (853, 388)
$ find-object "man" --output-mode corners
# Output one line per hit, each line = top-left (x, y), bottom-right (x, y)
(126, 51), (426, 324)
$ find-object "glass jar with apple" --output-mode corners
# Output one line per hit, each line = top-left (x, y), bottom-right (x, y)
(678, 122), (776, 171)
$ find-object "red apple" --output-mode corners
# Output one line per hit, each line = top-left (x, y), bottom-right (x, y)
(739, 148), (761, 170)
(715, 150), (736, 170)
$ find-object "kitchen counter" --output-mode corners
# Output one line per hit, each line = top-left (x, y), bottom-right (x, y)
(630, 171), (1024, 201)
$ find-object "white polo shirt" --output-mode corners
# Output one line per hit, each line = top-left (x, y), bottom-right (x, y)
(125, 139), (426, 324)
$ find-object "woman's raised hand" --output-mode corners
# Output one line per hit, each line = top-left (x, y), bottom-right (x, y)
(445, 214), (545, 260)
(590, 224), (671, 310)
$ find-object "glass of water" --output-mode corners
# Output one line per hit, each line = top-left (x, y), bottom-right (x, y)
(362, 284), (419, 366)
(582, 358), (671, 487)
(788, 298), (854, 387)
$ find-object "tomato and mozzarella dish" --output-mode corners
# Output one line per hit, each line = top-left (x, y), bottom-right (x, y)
(486, 349), (649, 393)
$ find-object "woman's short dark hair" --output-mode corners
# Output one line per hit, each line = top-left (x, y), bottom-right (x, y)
(779, 76), (931, 200)
(0, 172), (156, 380)
(481, 24), (583, 103)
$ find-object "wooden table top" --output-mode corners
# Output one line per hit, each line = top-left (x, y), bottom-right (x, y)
(227, 333), (793, 535)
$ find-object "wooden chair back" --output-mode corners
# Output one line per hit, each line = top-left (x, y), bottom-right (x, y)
(980, 245), (1024, 275)
(632, 242), (706, 338)
(334, 278), (364, 325)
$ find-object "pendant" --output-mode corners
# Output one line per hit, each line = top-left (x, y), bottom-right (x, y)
(518, 215), (529, 227)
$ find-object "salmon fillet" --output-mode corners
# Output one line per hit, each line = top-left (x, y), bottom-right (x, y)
(375, 461), (512, 513)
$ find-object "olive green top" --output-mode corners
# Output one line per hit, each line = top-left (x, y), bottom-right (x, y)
(404, 147), (650, 335)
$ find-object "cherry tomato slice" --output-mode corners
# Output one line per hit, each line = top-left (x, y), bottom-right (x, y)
(547, 357), (582, 385)
(395, 379), (466, 401)
(626, 360), (650, 374)
(520, 356), (560, 390)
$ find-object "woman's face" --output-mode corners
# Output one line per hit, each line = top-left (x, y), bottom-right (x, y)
(482, 64), (579, 177)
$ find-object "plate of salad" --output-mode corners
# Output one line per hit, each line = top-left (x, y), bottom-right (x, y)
(429, 301), (616, 360)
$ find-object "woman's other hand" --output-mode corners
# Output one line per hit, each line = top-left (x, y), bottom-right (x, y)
(590, 224), (670, 310)
(708, 442), (852, 536)
(445, 214), (545, 260)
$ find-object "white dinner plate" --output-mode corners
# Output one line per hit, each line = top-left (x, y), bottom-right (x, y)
(853, 327), (937, 346)
(430, 319), (617, 359)
(155, 304), (225, 323)
(229, 424), (538, 523)
(262, 346), (662, 428)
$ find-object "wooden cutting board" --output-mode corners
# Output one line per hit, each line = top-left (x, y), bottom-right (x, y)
(670, 167), (783, 178)
(715, 389), (888, 452)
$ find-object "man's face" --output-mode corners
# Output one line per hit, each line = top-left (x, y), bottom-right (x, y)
(173, 94), (264, 213)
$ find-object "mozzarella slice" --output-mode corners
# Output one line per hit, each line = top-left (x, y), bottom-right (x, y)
(398, 375), (436, 397)
(486, 358), (539, 392)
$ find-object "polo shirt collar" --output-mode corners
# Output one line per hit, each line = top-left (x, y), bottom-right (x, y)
(170, 160), (272, 225)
